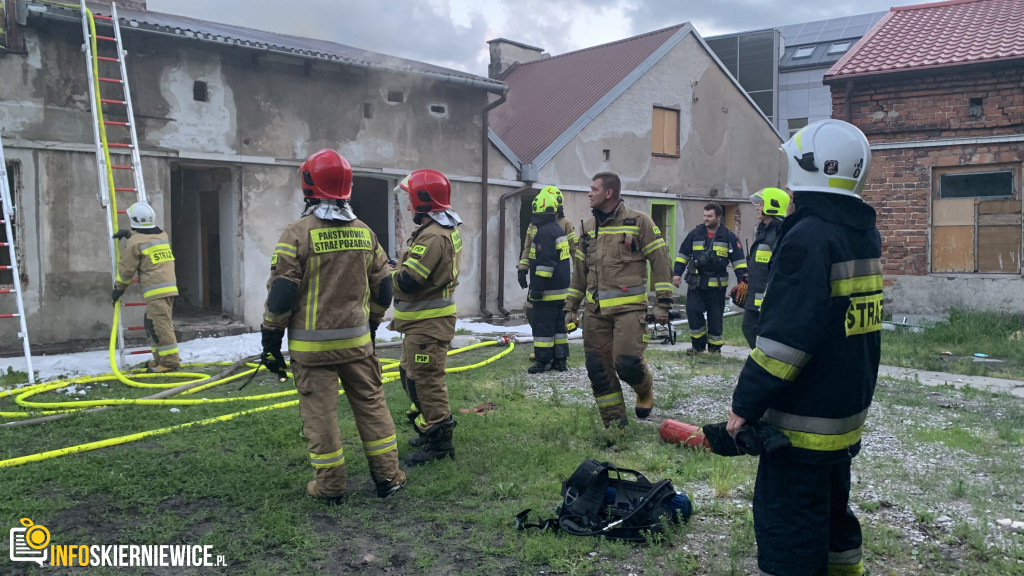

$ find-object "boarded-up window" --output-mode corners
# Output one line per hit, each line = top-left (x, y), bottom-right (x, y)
(652, 107), (679, 157)
(932, 166), (1021, 274)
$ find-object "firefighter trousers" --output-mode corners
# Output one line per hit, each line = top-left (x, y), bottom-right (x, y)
(292, 356), (400, 496)
(753, 448), (864, 576)
(144, 296), (179, 369)
(400, 333), (451, 432)
(582, 308), (653, 427)
(531, 302), (568, 364)
(686, 288), (725, 349)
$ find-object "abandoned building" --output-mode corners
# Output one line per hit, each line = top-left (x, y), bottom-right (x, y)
(826, 0), (1024, 315)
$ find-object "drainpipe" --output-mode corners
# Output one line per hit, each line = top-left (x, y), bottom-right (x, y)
(844, 80), (854, 123)
(478, 88), (508, 318)
(495, 183), (533, 316)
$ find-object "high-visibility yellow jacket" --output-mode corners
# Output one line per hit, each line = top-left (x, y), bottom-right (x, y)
(389, 219), (462, 340)
(263, 215), (391, 366)
(565, 201), (673, 315)
(518, 215), (578, 271)
(115, 228), (178, 301)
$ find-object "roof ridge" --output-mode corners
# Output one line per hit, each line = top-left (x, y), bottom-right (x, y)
(514, 23), (686, 69)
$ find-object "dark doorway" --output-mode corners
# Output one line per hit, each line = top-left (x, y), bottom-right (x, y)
(350, 176), (393, 258)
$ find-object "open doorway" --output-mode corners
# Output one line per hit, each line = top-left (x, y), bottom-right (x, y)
(170, 165), (238, 316)
(350, 176), (394, 259)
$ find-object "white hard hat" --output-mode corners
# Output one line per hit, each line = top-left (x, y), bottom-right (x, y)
(782, 119), (871, 197)
(126, 202), (156, 229)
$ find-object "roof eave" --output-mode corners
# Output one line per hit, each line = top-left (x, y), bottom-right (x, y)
(825, 55), (1024, 84)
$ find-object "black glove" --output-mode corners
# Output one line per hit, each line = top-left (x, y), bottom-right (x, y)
(370, 320), (379, 349)
(260, 326), (287, 377)
(111, 287), (126, 305)
(517, 269), (528, 289)
(112, 229), (132, 240)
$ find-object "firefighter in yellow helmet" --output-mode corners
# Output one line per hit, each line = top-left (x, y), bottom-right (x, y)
(518, 185), (577, 363)
(111, 202), (180, 373)
(260, 149), (404, 504)
(525, 186), (572, 373)
(564, 172), (674, 429)
(390, 169), (462, 466)
(736, 187), (790, 348)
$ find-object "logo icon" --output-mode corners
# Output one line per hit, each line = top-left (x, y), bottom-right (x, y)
(10, 518), (49, 567)
(823, 160), (839, 175)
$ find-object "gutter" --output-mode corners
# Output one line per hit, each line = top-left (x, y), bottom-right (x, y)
(478, 89), (508, 318)
(495, 183), (534, 316)
(844, 80), (854, 123)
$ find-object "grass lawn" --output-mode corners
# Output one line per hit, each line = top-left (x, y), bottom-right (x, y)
(2, 334), (1023, 575)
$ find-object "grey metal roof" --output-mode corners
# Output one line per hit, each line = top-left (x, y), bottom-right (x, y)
(27, 1), (505, 91)
(777, 12), (887, 46)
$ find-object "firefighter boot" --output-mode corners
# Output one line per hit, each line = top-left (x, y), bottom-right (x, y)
(708, 344), (722, 355)
(371, 469), (407, 499)
(550, 358), (568, 372)
(635, 386), (654, 419)
(686, 336), (707, 356)
(527, 360), (550, 374)
(306, 481), (346, 506)
(406, 417), (457, 466)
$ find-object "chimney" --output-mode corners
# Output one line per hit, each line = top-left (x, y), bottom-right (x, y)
(87, 0), (148, 12)
(487, 38), (545, 79)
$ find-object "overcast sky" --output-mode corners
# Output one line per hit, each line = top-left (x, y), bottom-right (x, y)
(147, 0), (925, 76)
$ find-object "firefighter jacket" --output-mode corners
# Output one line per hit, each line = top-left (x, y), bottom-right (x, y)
(528, 213), (571, 305)
(732, 193), (882, 458)
(115, 228), (178, 301)
(389, 219), (462, 341)
(673, 224), (747, 290)
(518, 215), (577, 271)
(744, 217), (784, 311)
(564, 201), (673, 315)
(262, 215), (391, 366)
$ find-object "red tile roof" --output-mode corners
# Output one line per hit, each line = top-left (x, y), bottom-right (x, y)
(490, 25), (684, 166)
(826, 0), (1024, 80)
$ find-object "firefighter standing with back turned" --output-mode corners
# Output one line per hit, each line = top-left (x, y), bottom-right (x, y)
(390, 169), (462, 466)
(111, 202), (180, 373)
(734, 187), (790, 348)
(260, 149), (404, 504)
(563, 172), (674, 429)
(518, 186), (577, 364)
(728, 119), (882, 576)
(672, 203), (747, 355)
(524, 186), (572, 373)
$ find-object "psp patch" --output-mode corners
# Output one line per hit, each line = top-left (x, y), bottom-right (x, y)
(415, 353), (430, 363)
(824, 160), (839, 175)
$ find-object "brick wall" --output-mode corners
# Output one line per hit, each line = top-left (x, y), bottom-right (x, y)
(828, 62), (1024, 277)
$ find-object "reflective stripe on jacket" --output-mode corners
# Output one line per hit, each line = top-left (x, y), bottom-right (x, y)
(529, 214), (571, 304)
(115, 229), (178, 302)
(519, 215), (578, 271)
(390, 219), (462, 340)
(745, 217), (783, 311)
(672, 224), (747, 290)
(732, 193), (882, 456)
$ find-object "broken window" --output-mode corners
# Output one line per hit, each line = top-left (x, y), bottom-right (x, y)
(931, 166), (1021, 274)
(651, 107), (680, 157)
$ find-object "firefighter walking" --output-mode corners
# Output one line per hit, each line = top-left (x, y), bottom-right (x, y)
(728, 119), (881, 576)
(563, 172), (674, 429)
(672, 203), (747, 355)
(390, 169), (462, 466)
(736, 187), (790, 348)
(260, 149), (404, 503)
(111, 202), (180, 373)
(518, 186), (577, 364)
(524, 186), (571, 373)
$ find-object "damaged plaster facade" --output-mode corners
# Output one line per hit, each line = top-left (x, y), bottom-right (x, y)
(0, 1), (508, 350)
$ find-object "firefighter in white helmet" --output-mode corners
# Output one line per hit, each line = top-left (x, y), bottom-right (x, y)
(260, 149), (404, 503)
(728, 119), (880, 576)
(112, 202), (179, 373)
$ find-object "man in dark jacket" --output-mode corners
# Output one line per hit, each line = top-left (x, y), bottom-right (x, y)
(672, 203), (747, 355)
(526, 186), (572, 373)
(738, 187), (790, 348)
(728, 119), (880, 576)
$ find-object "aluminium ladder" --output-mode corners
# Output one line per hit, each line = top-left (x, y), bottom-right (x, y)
(0, 140), (34, 384)
(80, 1), (152, 368)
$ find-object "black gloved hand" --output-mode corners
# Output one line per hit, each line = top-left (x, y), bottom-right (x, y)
(370, 320), (379, 348)
(111, 287), (126, 305)
(260, 326), (287, 376)
(517, 269), (528, 290)
(112, 229), (132, 240)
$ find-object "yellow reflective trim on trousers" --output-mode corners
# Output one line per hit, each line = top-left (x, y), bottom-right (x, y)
(708, 338), (724, 345)
(534, 341), (554, 348)
(143, 285), (178, 299)
(690, 329), (707, 338)
(595, 392), (624, 408)
(750, 347), (802, 381)
(596, 292), (648, 309)
(310, 447), (345, 469)
(363, 434), (398, 457)
(555, 337), (568, 344)
(831, 275), (883, 297)
(782, 426), (863, 452)
(828, 561), (864, 576)
(393, 303), (457, 321)
(288, 332), (372, 352)
(157, 347), (179, 357)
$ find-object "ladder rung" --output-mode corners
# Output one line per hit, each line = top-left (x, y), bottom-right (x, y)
(112, 165), (133, 170)
(97, 35), (117, 42)
(114, 187), (136, 192)
(0, 242), (7, 247)
(101, 98), (126, 105)
(98, 56), (119, 62)
(124, 302), (147, 307)
(127, 349), (152, 355)
(94, 14), (113, 21)
(0, 313), (20, 319)
(116, 209), (127, 214)
(0, 289), (14, 294)
(0, 266), (12, 270)
(127, 326), (145, 331)
(104, 120), (129, 126)
(107, 143), (133, 148)
(99, 77), (123, 84)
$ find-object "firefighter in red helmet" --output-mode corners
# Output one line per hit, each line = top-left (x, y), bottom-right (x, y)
(390, 169), (463, 466)
(261, 149), (405, 503)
